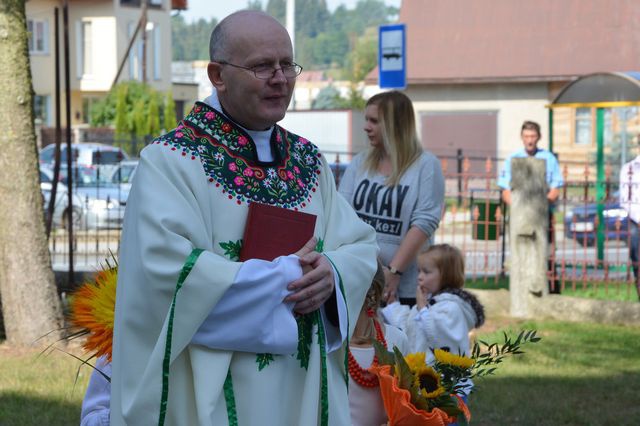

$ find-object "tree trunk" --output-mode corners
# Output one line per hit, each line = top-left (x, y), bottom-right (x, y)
(0, 0), (63, 346)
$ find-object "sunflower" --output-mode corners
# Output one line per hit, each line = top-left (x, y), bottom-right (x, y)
(404, 352), (427, 372)
(413, 365), (445, 399)
(69, 266), (118, 361)
(433, 348), (475, 369)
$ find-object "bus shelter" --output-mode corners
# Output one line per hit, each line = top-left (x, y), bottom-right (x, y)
(548, 72), (640, 261)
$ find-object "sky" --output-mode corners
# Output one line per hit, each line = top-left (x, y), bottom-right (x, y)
(180, 0), (402, 23)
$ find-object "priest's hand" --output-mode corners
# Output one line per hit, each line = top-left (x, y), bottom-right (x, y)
(293, 237), (317, 262)
(285, 251), (335, 315)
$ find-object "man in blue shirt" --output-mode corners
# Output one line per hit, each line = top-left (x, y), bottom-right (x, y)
(498, 120), (564, 293)
(497, 121), (564, 204)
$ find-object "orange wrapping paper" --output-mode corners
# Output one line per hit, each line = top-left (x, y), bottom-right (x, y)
(371, 365), (470, 426)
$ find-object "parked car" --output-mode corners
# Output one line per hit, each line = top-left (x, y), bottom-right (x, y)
(44, 165), (129, 230)
(564, 201), (630, 246)
(39, 142), (128, 168)
(62, 165), (130, 230)
(40, 167), (85, 229)
(106, 159), (138, 192)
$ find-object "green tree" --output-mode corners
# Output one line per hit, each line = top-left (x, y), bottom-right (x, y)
(114, 85), (128, 140)
(146, 93), (161, 137)
(92, 81), (169, 154)
(247, 0), (263, 11)
(344, 27), (377, 82)
(312, 86), (347, 109)
(133, 98), (147, 139)
(164, 91), (177, 131)
(266, 0), (286, 24)
(296, 0), (329, 38)
(171, 14), (217, 61)
(0, 0), (63, 345)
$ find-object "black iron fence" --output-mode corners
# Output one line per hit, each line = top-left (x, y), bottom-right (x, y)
(46, 150), (640, 300)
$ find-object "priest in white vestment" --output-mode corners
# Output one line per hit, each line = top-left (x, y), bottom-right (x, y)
(109, 10), (378, 426)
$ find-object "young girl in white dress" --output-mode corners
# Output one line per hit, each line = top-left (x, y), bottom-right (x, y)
(381, 244), (485, 400)
(348, 261), (409, 426)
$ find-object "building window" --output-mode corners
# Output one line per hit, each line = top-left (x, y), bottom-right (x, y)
(27, 19), (48, 54)
(574, 107), (592, 145)
(175, 100), (185, 122)
(76, 21), (93, 76)
(153, 23), (161, 80)
(128, 22), (143, 80)
(33, 95), (51, 126)
(81, 97), (100, 124)
(120, 0), (163, 8)
(604, 109), (613, 146)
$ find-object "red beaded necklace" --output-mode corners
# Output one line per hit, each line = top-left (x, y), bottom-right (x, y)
(348, 309), (387, 388)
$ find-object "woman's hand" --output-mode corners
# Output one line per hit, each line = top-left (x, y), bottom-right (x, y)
(382, 268), (400, 303)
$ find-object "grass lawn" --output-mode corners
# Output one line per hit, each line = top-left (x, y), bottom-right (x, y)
(0, 344), (90, 426)
(465, 276), (639, 302)
(1, 317), (639, 425)
(559, 282), (639, 302)
(469, 317), (640, 425)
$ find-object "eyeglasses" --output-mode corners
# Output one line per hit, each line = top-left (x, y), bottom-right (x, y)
(215, 60), (303, 80)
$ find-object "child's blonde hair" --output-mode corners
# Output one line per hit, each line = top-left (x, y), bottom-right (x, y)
(419, 244), (465, 290)
(351, 260), (386, 346)
(363, 260), (386, 311)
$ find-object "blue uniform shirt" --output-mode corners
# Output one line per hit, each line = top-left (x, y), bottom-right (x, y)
(497, 148), (563, 190)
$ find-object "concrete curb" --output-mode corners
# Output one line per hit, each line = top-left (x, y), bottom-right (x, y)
(468, 289), (640, 326)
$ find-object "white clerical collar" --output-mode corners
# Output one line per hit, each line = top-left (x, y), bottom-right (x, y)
(203, 89), (274, 162)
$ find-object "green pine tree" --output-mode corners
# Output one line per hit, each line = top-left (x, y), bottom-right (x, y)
(146, 93), (161, 137)
(163, 91), (176, 131)
(133, 98), (147, 139)
(114, 85), (129, 148)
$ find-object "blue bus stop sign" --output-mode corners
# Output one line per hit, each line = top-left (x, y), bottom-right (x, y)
(378, 24), (406, 89)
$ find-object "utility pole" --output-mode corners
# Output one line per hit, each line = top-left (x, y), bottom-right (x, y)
(286, 0), (296, 110)
(621, 108), (628, 167)
(141, 0), (148, 83)
(63, 0), (74, 287)
(111, 2), (147, 89)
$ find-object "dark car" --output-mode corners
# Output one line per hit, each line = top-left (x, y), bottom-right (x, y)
(564, 201), (630, 246)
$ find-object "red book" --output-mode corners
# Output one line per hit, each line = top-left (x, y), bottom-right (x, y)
(239, 202), (317, 261)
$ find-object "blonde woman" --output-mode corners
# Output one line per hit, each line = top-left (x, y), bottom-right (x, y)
(339, 91), (445, 305)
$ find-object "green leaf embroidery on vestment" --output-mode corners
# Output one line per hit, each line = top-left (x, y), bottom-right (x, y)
(219, 240), (242, 261)
(223, 370), (238, 426)
(256, 353), (275, 371)
(314, 238), (324, 253)
(315, 310), (329, 426)
(296, 313), (315, 370)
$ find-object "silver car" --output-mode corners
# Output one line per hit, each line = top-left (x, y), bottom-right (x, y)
(39, 142), (128, 168)
(51, 165), (129, 230)
(106, 159), (138, 191)
(63, 166), (129, 229)
(40, 167), (85, 229)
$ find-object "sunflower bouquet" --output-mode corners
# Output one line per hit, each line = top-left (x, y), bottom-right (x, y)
(66, 257), (118, 363)
(372, 330), (541, 426)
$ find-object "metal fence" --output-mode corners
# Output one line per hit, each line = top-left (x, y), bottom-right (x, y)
(48, 151), (640, 299)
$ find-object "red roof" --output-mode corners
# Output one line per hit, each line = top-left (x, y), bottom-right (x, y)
(368, 0), (640, 84)
(172, 0), (187, 11)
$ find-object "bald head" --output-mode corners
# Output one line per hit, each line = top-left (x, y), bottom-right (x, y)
(209, 11), (290, 62)
(206, 9), (296, 130)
